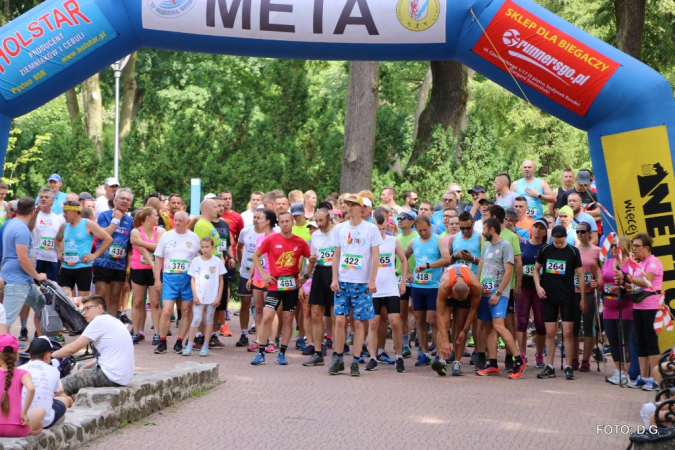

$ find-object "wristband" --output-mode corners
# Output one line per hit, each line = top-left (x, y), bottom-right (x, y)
(111, 218), (121, 225)
(426, 262), (430, 270)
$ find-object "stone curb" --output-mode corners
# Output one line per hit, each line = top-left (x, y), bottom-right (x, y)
(0, 362), (220, 450)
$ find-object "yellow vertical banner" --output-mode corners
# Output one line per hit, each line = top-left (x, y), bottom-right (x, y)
(602, 125), (675, 350)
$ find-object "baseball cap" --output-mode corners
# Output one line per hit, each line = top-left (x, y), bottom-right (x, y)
(504, 207), (519, 221)
(332, 208), (343, 217)
(363, 198), (373, 208)
(307, 221), (318, 228)
(576, 170), (592, 186)
(0, 333), (19, 353)
(28, 336), (53, 355)
(105, 177), (120, 187)
(533, 218), (549, 229)
(47, 174), (62, 183)
(343, 194), (363, 206)
(78, 192), (94, 201)
(318, 201), (333, 211)
(290, 202), (304, 216)
(558, 205), (574, 217)
(203, 193), (217, 200)
(551, 225), (568, 238)
(479, 198), (495, 206)
(468, 185), (486, 194)
(399, 211), (417, 221)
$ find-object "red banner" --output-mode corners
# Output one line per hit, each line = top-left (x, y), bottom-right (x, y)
(472, 0), (620, 116)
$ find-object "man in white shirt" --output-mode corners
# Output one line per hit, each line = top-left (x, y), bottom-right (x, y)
(240, 191), (263, 228)
(94, 178), (119, 219)
(33, 188), (65, 283)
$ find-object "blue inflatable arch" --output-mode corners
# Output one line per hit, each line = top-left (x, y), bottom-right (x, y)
(0, 0), (673, 305)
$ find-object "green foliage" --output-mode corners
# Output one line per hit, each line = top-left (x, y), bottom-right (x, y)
(2, 128), (48, 197)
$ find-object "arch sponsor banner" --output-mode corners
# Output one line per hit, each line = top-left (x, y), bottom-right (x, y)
(472, 0), (619, 116)
(142, 0), (446, 44)
(0, 0), (117, 101)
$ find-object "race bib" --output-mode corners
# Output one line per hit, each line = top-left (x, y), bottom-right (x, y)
(318, 247), (334, 265)
(414, 271), (433, 285)
(277, 276), (297, 291)
(481, 279), (496, 295)
(168, 259), (188, 274)
(545, 260), (566, 275)
(63, 252), (79, 266)
(523, 264), (535, 277)
(526, 207), (536, 216)
(574, 272), (592, 288)
(379, 253), (393, 268)
(604, 284), (617, 298)
(456, 259), (473, 271)
(108, 245), (126, 259)
(259, 256), (267, 270)
(341, 254), (363, 270)
(39, 236), (55, 251)
(245, 257), (253, 272)
(141, 253), (155, 265)
(631, 283), (643, 294)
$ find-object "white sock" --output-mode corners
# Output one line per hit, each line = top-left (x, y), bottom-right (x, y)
(377, 349), (385, 356)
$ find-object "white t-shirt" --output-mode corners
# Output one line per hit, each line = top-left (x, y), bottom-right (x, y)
(238, 227), (263, 279)
(154, 230), (200, 274)
(188, 256), (227, 304)
(0, 303), (6, 325)
(241, 209), (254, 228)
(94, 195), (110, 219)
(83, 313), (135, 385)
(21, 360), (61, 427)
(310, 229), (334, 267)
(374, 235), (398, 298)
(332, 220), (383, 284)
(32, 212), (65, 262)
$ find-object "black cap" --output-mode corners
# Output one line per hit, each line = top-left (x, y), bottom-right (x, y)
(468, 185), (486, 194)
(28, 336), (53, 355)
(318, 201), (333, 211)
(78, 192), (94, 201)
(551, 225), (568, 238)
(478, 198), (495, 205)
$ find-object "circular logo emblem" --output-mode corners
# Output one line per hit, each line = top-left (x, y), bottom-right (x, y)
(502, 29), (521, 47)
(205, 274), (210, 280)
(396, 0), (441, 32)
(147, 0), (196, 18)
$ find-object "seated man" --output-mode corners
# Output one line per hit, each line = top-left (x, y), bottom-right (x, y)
(21, 337), (73, 429)
(51, 296), (134, 396)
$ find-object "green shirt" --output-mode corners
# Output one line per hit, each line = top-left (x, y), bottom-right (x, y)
(396, 230), (418, 277)
(292, 224), (311, 243)
(194, 218), (220, 256)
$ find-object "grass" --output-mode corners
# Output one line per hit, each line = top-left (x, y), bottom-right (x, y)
(190, 388), (209, 398)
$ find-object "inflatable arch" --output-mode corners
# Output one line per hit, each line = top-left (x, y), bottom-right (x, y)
(0, 0), (673, 307)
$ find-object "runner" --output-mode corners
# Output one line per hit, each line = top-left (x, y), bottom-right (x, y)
(510, 160), (556, 219)
(94, 178), (119, 219)
(513, 197), (535, 237)
(303, 190), (317, 220)
(475, 218), (526, 379)
(405, 215), (451, 367)
(55, 201), (112, 300)
(558, 169), (601, 234)
(0, 181), (10, 227)
(504, 207), (530, 242)
(327, 194), (382, 377)
(551, 168), (575, 216)
(379, 187), (404, 216)
(168, 194), (184, 228)
(494, 173), (517, 208)
(211, 196), (235, 344)
(395, 210), (418, 358)
(241, 191), (263, 228)
(275, 197), (291, 214)
(32, 189), (65, 283)
(44, 174), (67, 215)
(153, 211), (201, 355)
(250, 211), (311, 366)
(534, 225), (586, 380)
(235, 209), (265, 348)
(563, 192), (598, 244)
(366, 213), (408, 373)
(402, 190), (418, 213)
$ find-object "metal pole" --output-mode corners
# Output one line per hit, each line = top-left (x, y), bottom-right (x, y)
(114, 71), (121, 180)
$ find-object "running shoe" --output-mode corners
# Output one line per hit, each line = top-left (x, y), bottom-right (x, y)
(324, 338), (333, 349)
(580, 361), (591, 372)
(199, 347), (209, 357)
(248, 325), (256, 335)
(396, 358), (405, 373)
(642, 378), (659, 391)
(606, 369), (620, 384)
(504, 356), (514, 373)
(145, 303), (151, 311)
(138, 333), (145, 342)
(209, 335), (225, 349)
(346, 332), (354, 345)
(535, 353), (545, 368)
(467, 336), (474, 347)
(154, 341), (167, 354)
(365, 358), (378, 371)
(170, 313), (175, 322)
(474, 356), (486, 371)
(220, 323), (233, 337)
(350, 362), (360, 377)
(448, 351), (455, 362)
(131, 333), (139, 345)
(358, 356), (365, 364)
(18, 328), (28, 341)
(564, 367), (575, 380)
(173, 340), (183, 354)
(303, 354), (324, 366)
(470, 351), (479, 366)
(377, 352), (395, 365)
(321, 343), (328, 357)
(627, 376), (646, 389)
(509, 361), (526, 379)
(296, 337), (307, 351)
(277, 353), (288, 365)
(415, 354), (432, 366)
(402, 346), (412, 359)
(182, 346), (192, 356)
(361, 345), (370, 358)
(571, 359), (580, 371)
(476, 365), (500, 376)
(431, 358), (447, 376)
(236, 334), (249, 347)
(247, 342), (260, 352)
(498, 337), (505, 349)
(225, 310), (231, 321)
(593, 347), (606, 362)
(265, 343), (278, 353)
(234, 310), (240, 316)
(193, 336), (204, 349)
(119, 313), (132, 325)
(428, 343), (436, 355)
(527, 337), (536, 348)
(328, 359), (345, 375)
(452, 360), (463, 376)
(152, 334), (160, 345)
(302, 344), (315, 356)
(251, 353), (266, 365)
(537, 366), (556, 379)
(344, 343), (350, 355)
(462, 349), (471, 358)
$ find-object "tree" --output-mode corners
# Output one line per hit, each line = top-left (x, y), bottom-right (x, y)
(615, 0), (647, 59)
(340, 61), (379, 194)
(81, 74), (103, 158)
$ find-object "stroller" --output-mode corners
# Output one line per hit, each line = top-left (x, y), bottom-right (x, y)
(37, 280), (88, 336)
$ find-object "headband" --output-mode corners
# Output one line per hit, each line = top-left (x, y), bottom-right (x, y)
(62, 205), (81, 212)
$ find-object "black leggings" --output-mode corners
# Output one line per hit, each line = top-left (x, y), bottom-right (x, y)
(603, 318), (633, 365)
(633, 309), (660, 357)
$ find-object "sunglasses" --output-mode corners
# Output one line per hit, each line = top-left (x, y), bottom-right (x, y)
(409, 198), (418, 201)
(576, 230), (588, 235)
(442, 198), (456, 202)
(459, 226), (473, 231)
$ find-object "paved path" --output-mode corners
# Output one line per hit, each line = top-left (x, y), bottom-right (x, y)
(13, 312), (650, 449)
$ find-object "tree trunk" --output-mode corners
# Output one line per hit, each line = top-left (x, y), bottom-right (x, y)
(340, 61), (379, 194)
(413, 64), (432, 140)
(119, 52), (138, 143)
(614, 0), (646, 60)
(64, 88), (80, 125)
(81, 74), (103, 159)
(406, 61), (470, 171)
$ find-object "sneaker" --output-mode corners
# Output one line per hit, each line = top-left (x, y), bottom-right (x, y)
(537, 366), (556, 379)
(303, 354), (324, 367)
(628, 376), (646, 389)
(377, 352), (395, 365)
(580, 361), (591, 372)
(265, 343), (278, 353)
(182, 346), (192, 356)
(173, 340), (183, 354)
(474, 357), (486, 371)
(361, 345), (370, 358)
(467, 336), (474, 347)
(528, 337), (536, 348)
(509, 361), (526, 379)
(452, 360), (463, 376)
(477, 365), (500, 376)
(277, 353), (288, 365)
(145, 303), (151, 310)
(415, 354), (432, 366)
(428, 343), (436, 355)
(448, 351), (455, 362)
(504, 356), (514, 373)
(225, 310), (231, 321)
(346, 332), (354, 346)
(152, 334), (160, 345)
(131, 333), (139, 345)
(642, 378), (659, 391)
(470, 351), (479, 366)
(138, 333), (145, 342)
(209, 335), (225, 349)
(606, 369), (621, 385)
(498, 337), (505, 349)
(167, 330), (172, 337)
(535, 353), (545, 368)
(248, 325), (256, 335)
(18, 328), (28, 341)
(302, 344), (315, 356)
(358, 356), (365, 364)
(350, 362), (360, 377)
(462, 349), (471, 358)
(431, 358), (447, 376)
(119, 313), (132, 325)
(193, 336), (204, 349)
(402, 346), (412, 359)
(251, 353), (266, 365)
(170, 313), (175, 322)
(618, 372), (630, 385)
(219, 323), (233, 337)
(154, 341), (167, 354)
(324, 338), (333, 349)
(328, 359), (345, 375)
(236, 334), (249, 347)
(247, 342), (260, 352)
(396, 358), (405, 373)
(321, 343), (328, 357)
(295, 337), (306, 351)
(343, 343), (350, 355)
(176, 319), (180, 328)
(564, 367), (575, 380)
(593, 347), (606, 362)
(571, 359), (580, 371)
(199, 347), (209, 357)
(365, 358), (378, 371)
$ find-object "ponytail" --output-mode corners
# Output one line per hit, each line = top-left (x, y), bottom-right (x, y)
(1, 351), (16, 417)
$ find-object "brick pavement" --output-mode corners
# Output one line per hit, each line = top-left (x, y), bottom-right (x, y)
(11, 312), (649, 449)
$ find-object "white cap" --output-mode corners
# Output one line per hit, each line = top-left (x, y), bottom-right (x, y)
(204, 193), (217, 200)
(363, 198), (373, 207)
(105, 177), (120, 186)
